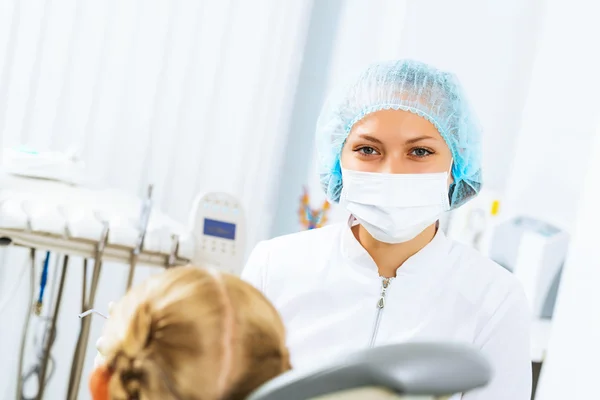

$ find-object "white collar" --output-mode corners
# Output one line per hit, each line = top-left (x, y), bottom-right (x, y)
(340, 216), (451, 277)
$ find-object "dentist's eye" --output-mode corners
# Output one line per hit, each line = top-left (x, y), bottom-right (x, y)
(410, 147), (434, 158)
(355, 146), (380, 157)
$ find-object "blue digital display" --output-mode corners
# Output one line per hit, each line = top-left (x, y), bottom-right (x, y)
(203, 218), (236, 240)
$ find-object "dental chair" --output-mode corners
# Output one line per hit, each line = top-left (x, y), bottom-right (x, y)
(248, 342), (491, 400)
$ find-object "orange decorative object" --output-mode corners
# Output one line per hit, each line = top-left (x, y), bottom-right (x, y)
(298, 186), (330, 230)
(89, 365), (111, 400)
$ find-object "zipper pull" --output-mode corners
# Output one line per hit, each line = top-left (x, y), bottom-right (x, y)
(376, 278), (392, 309)
(382, 278), (390, 289)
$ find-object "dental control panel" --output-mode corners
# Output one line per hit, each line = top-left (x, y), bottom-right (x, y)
(190, 192), (246, 275)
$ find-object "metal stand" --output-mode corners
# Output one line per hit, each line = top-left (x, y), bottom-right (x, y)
(125, 251), (138, 290)
(66, 224), (109, 400)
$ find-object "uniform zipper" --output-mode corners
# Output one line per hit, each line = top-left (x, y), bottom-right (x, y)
(369, 277), (393, 348)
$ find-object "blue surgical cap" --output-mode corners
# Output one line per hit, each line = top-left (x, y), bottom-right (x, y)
(315, 59), (482, 209)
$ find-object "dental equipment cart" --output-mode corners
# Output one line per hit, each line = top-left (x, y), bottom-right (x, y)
(0, 173), (245, 400)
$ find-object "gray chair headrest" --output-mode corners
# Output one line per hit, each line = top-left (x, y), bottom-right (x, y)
(247, 342), (492, 400)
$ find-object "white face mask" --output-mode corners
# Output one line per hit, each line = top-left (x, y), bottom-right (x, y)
(340, 164), (451, 244)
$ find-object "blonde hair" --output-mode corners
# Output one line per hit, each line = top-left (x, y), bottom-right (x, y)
(100, 265), (291, 400)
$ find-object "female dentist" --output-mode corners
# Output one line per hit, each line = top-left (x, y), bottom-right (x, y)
(241, 60), (531, 399)
(96, 60), (531, 399)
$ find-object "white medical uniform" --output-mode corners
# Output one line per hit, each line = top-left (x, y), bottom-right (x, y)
(241, 219), (532, 400)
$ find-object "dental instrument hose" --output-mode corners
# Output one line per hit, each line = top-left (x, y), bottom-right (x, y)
(34, 252), (50, 315)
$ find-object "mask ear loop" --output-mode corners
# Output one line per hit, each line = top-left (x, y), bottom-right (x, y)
(337, 160), (356, 225)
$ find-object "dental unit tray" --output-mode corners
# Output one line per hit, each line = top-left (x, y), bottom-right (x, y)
(0, 173), (245, 272)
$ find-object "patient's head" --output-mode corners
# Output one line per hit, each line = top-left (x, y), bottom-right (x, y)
(90, 265), (290, 400)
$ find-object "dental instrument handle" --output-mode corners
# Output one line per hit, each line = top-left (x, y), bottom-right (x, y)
(126, 184), (153, 289)
(34, 251), (51, 316)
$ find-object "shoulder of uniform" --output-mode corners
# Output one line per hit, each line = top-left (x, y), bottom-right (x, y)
(252, 224), (344, 288)
(265, 223), (344, 250)
(447, 240), (526, 309)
